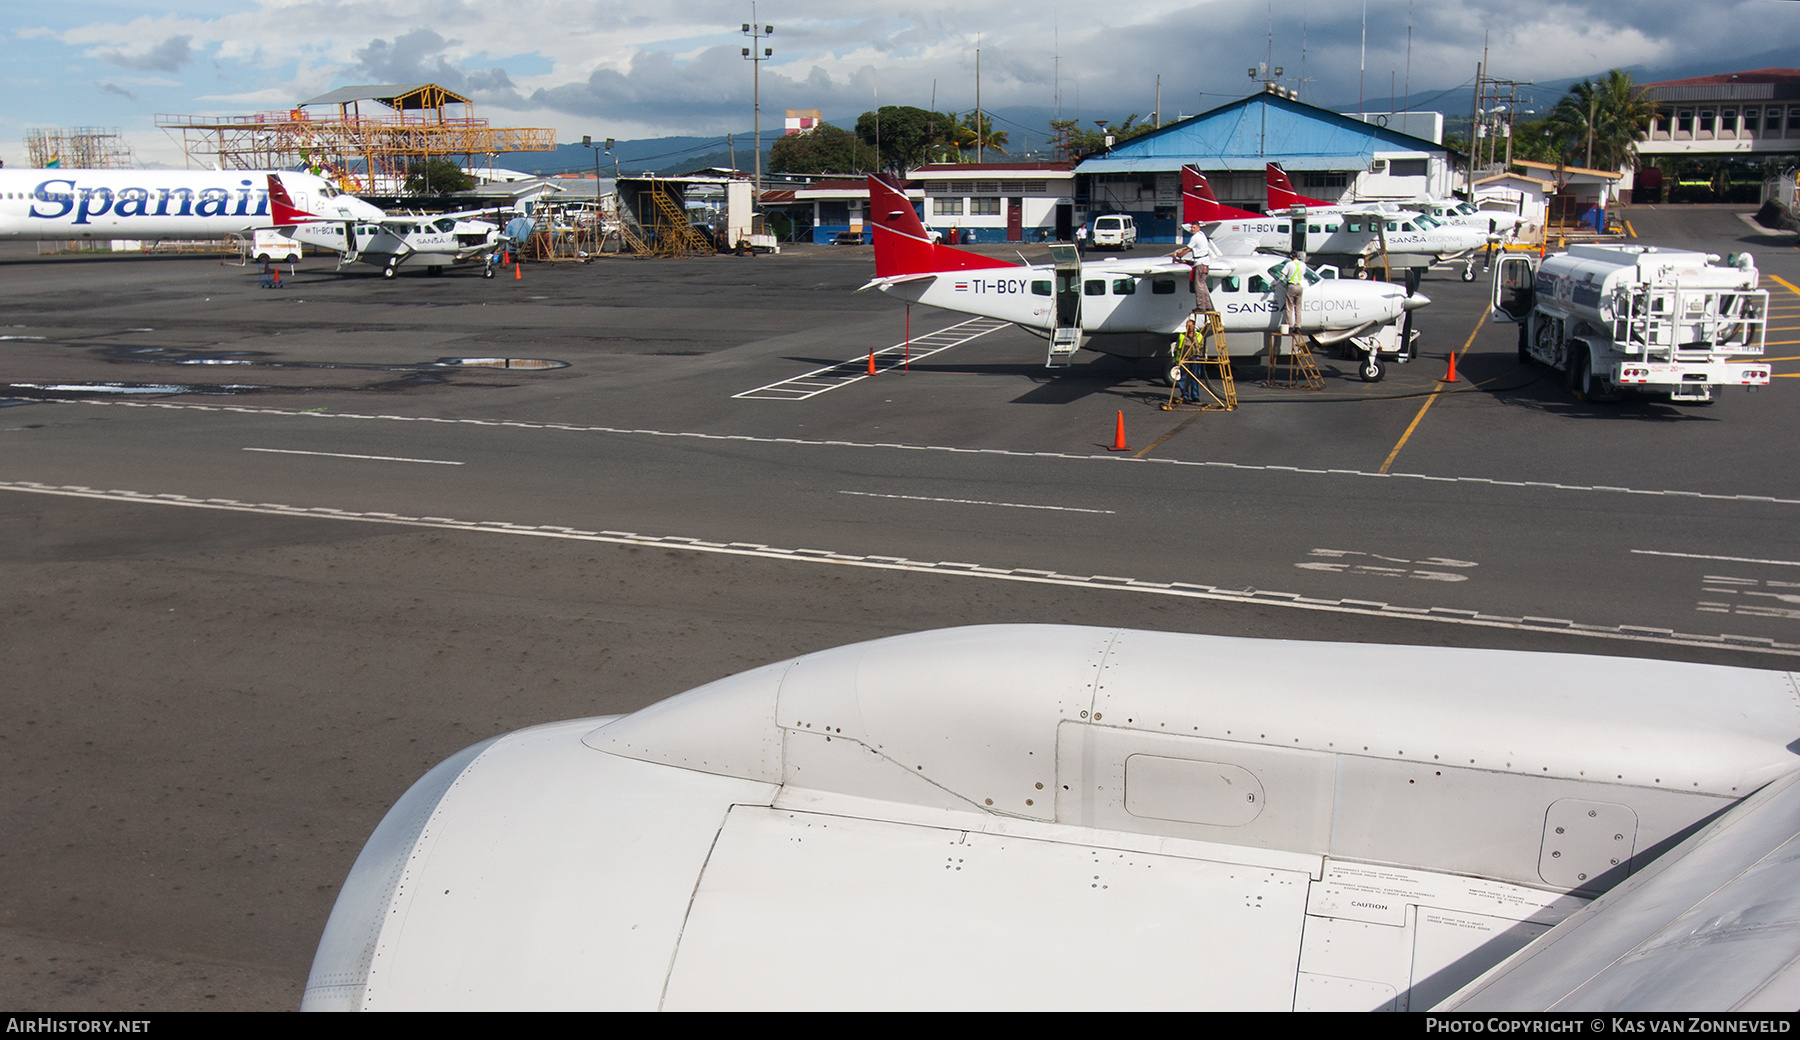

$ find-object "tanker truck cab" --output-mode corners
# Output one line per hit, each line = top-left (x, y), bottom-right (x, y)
(1490, 244), (1771, 404)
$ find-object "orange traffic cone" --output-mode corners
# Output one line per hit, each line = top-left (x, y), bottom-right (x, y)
(513, 261), (522, 280)
(867, 351), (877, 376)
(502, 249), (511, 265)
(1444, 351), (1459, 383)
(1108, 410), (1130, 452)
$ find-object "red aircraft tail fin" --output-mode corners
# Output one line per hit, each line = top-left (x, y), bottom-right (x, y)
(1265, 162), (1334, 210)
(868, 175), (1014, 279)
(1182, 165), (1264, 222)
(267, 174), (318, 226)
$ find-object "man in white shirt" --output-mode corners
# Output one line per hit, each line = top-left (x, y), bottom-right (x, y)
(1171, 222), (1211, 261)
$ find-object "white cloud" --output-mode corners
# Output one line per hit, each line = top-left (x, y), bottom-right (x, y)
(5, 0), (1795, 149)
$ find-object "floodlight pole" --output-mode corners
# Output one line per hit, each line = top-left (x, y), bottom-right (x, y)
(742, 9), (774, 220)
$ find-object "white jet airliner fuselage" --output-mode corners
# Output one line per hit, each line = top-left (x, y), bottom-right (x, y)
(0, 169), (379, 240)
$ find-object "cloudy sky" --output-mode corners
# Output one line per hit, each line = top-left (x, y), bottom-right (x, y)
(5, 0), (1796, 166)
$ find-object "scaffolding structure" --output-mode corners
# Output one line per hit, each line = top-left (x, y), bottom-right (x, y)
(637, 177), (715, 257)
(522, 199), (607, 262)
(24, 127), (136, 169)
(156, 84), (555, 194)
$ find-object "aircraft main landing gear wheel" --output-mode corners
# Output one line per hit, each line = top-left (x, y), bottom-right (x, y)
(383, 261), (398, 280)
(1160, 352), (1181, 389)
(1360, 352), (1385, 383)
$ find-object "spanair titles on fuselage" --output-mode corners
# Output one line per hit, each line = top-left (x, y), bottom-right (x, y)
(0, 169), (376, 240)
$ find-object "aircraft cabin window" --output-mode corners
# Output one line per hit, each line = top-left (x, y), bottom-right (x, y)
(1309, 224), (1321, 233)
(1112, 279), (1136, 295)
(1346, 222), (1362, 233)
(434, 218), (457, 232)
(1277, 223), (1290, 233)
(1220, 276), (1242, 292)
(1084, 280), (1105, 296)
(1248, 275), (1271, 293)
(1387, 222), (1400, 232)
(1151, 279), (1175, 294)
(1325, 224), (1340, 233)
(1032, 280), (1052, 296)
(1401, 222), (1416, 232)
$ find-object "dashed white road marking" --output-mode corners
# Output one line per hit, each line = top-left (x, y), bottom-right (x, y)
(1635, 549), (1800, 567)
(838, 490), (1115, 514)
(56, 399), (1800, 508)
(3, 478), (1794, 658)
(244, 447), (464, 466)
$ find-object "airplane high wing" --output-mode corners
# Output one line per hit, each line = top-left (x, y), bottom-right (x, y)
(268, 175), (502, 279)
(860, 175), (1427, 381)
(301, 625), (1800, 1011)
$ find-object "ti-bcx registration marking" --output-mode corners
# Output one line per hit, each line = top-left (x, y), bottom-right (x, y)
(953, 277), (1035, 295)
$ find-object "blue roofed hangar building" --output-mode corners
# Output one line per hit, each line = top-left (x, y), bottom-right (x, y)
(1075, 88), (1456, 243)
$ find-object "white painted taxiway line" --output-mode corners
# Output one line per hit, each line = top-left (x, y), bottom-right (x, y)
(838, 490), (1116, 514)
(4, 478), (1795, 659)
(64, 400), (1800, 509)
(243, 447), (464, 466)
(1633, 549), (1800, 568)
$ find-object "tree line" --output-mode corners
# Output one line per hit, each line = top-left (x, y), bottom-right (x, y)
(769, 106), (1010, 175)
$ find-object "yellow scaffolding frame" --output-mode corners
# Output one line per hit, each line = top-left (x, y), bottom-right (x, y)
(1163, 311), (1237, 412)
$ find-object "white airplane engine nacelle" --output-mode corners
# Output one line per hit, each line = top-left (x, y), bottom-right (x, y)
(302, 626), (1800, 1011)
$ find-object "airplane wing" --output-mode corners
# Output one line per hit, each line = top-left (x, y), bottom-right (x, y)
(856, 271), (941, 292)
(302, 625), (1800, 1011)
(1442, 767), (1800, 1011)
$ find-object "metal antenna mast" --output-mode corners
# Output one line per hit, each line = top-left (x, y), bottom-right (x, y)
(741, 8), (774, 214)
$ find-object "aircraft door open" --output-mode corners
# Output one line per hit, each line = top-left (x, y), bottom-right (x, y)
(1290, 217), (1307, 256)
(1048, 243), (1083, 366)
(1491, 254), (1537, 323)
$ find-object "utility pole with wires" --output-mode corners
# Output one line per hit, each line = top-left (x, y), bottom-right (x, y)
(741, 9), (773, 215)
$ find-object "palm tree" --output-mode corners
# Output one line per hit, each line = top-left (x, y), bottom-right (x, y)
(1543, 69), (1657, 171)
(956, 113), (1009, 161)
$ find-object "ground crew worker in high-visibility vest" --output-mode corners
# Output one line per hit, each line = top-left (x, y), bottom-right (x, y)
(1280, 251), (1306, 332)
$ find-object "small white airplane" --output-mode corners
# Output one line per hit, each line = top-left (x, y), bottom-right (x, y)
(1266, 162), (1522, 278)
(861, 175), (1428, 382)
(302, 625), (1800, 1010)
(268, 175), (503, 279)
(0, 167), (381, 242)
(1188, 166), (1489, 285)
(1267, 161), (1526, 244)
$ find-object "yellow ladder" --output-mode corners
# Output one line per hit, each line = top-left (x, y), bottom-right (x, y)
(1163, 310), (1236, 411)
(1261, 328), (1324, 391)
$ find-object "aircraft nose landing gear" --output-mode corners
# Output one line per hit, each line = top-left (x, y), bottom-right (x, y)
(1360, 351), (1385, 382)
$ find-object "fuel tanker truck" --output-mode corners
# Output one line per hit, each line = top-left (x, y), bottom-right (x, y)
(1490, 244), (1770, 404)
